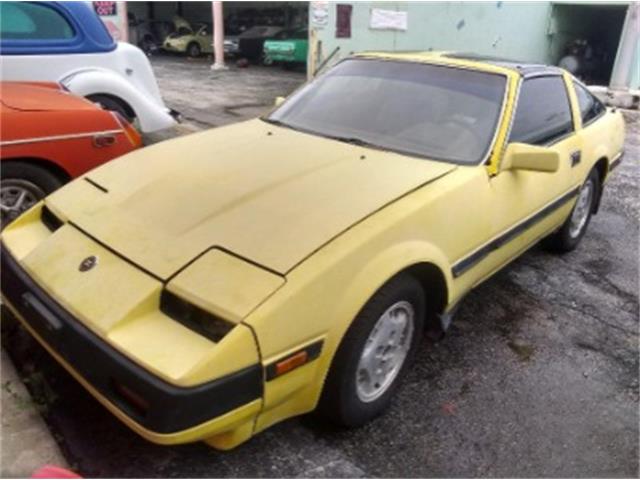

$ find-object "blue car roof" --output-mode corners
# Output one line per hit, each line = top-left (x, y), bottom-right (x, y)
(0, 1), (116, 55)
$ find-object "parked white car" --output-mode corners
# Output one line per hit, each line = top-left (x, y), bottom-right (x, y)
(0, 1), (176, 133)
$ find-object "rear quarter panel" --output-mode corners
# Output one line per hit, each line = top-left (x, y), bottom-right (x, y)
(582, 109), (625, 182)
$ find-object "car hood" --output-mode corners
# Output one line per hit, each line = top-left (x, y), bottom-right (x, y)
(46, 119), (456, 279)
(0, 82), (95, 112)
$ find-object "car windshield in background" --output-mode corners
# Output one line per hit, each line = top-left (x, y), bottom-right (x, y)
(266, 59), (507, 164)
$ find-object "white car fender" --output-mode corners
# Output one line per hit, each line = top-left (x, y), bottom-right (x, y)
(61, 67), (175, 133)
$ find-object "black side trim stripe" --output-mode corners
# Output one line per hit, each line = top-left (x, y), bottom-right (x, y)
(610, 152), (624, 171)
(452, 186), (580, 278)
(265, 340), (324, 381)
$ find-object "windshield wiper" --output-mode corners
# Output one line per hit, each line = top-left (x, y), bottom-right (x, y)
(261, 117), (285, 126)
(260, 119), (383, 151)
(322, 134), (382, 150)
(260, 117), (307, 134)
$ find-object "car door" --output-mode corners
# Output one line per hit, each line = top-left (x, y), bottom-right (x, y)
(482, 73), (582, 277)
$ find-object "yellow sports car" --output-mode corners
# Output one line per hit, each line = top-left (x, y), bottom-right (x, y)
(1, 52), (625, 450)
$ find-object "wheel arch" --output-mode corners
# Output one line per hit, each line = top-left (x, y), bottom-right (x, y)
(86, 92), (135, 119)
(252, 241), (454, 433)
(187, 41), (200, 55)
(321, 243), (452, 381)
(330, 242), (452, 350)
(405, 261), (449, 331)
(2, 157), (72, 184)
(592, 156), (609, 214)
(60, 67), (175, 133)
(312, 254), (451, 415)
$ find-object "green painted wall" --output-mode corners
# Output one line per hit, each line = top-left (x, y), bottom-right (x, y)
(310, 1), (636, 88)
(631, 40), (640, 89)
(311, 2), (553, 67)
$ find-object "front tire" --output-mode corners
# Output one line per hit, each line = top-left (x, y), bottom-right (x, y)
(1, 163), (63, 229)
(544, 169), (599, 253)
(187, 42), (201, 58)
(318, 273), (425, 427)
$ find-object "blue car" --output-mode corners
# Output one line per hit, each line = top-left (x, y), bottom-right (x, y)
(0, 1), (176, 133)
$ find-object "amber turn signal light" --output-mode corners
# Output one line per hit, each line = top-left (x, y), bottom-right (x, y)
(274, 350), (309, 378)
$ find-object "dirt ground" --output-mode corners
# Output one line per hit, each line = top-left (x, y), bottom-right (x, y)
(2, 56), (638, 478)
(151, 55), (306, 131)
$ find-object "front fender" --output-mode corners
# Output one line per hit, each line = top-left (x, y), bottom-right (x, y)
(61, 68), (175, 133)
(251, 239), (452, 433)
(335, 240), (452, 328)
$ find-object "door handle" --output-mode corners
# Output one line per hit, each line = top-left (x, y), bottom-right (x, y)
(570, 150), (581, 167)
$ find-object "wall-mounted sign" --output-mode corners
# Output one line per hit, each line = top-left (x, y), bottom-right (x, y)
(311, 1), (329, 27)
(93, 1), (117, 17)
(370, 8), (408, 31)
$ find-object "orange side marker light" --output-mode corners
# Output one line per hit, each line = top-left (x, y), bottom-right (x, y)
(275, 350), (309, 377)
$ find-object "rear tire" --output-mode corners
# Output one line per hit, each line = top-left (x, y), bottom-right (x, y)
(318, 273), (425, 427)
(543, 169), (599, 253)
(86, 94), (133, 123)
(1, 163), (63, 229)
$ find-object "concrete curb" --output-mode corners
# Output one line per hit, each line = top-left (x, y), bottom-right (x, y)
(1, 350), (68, 478)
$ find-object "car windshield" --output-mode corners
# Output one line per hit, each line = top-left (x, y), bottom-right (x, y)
(266, 59), (507, 164)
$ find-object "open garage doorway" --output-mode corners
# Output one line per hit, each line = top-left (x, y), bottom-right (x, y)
(126, 2), (308, 65)
(549, 3), (628, 85)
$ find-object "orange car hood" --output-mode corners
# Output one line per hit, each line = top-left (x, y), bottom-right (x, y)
(0, 82), (95, 112)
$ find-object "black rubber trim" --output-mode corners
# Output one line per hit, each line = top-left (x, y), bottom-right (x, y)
(40, 205), (63, 232)
(452, 186), (580, 278)
(0, 246), (263, 434)
(610, 152), (624, 171)
(265, 340), (323, 381)
(160, 289), (234, 343)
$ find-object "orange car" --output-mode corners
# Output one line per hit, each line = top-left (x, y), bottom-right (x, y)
(1, 82), (142, 227)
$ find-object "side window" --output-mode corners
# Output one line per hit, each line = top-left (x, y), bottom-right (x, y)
(0, 2), (74, 40)
(509, 76), (574, 146)
(573, 81), (606, 126)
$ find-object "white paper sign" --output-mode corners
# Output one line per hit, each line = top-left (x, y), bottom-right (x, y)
(369, 8), (408, 31)
(311, 1), (329, 27)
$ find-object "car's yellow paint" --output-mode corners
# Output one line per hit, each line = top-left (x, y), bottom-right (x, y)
(1, 52), (625, 449)
(167, 248), (285, 323)
(40, 122), (457, 278)
(503, 143), (560, 173)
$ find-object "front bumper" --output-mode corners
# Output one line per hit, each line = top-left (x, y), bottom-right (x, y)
(1, 247), (262, 437)
(162, 41), (186, 53)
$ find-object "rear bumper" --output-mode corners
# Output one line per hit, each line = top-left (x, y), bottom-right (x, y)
(1, 246), (262, 439)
